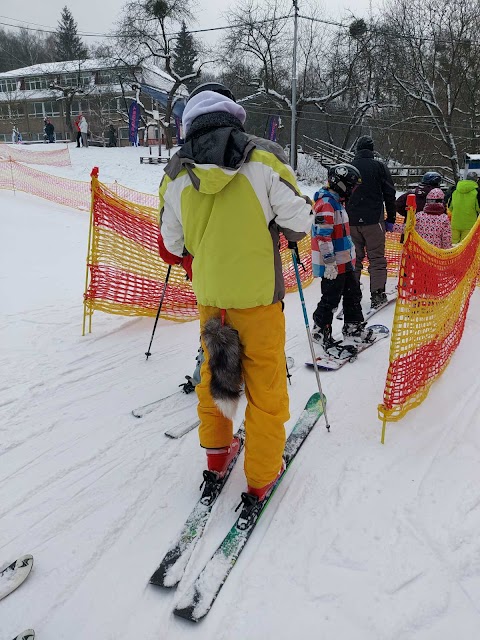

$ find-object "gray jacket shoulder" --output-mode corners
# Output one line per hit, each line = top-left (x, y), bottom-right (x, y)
(246, 136), (290, 164)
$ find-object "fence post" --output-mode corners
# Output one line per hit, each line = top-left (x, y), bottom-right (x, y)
(83, 167), (99, 336)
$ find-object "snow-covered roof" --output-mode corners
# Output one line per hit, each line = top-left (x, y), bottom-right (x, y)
(465, 153), (480, 160)
(0, 59), (186, 98)
(0, 85), (134, 103)
(0, 58), (126, 79)
(141, 64), (188, 97)
(0, 59), (178, 85)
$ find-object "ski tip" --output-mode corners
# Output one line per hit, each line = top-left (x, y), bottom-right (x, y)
(12, 630), (35, 640)
(131, 411), (142, 418)
(173, 604), (201, 623)
(149, 568), (173, 588)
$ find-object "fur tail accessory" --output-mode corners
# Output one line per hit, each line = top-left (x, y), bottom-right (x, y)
(201, 317), (243, 419)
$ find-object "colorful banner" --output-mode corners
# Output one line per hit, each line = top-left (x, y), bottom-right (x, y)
(128, 101), (141, 144)
(174, 116), (184, 144)
(266, 115), (280, 142)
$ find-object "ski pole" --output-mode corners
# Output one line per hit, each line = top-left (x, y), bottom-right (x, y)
(145, 264), (172, 360)
(290, 245), (330, 431)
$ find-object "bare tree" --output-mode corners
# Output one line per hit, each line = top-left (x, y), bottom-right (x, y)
(49, 60), (92, 137)
(223, 0), (352, 167)
(383, 0), (480, 179)
(116, 0), (213, 148)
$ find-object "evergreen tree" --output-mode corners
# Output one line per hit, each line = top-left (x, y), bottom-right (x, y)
(172, 22), (199, 89)
(54, 6), (88, 61)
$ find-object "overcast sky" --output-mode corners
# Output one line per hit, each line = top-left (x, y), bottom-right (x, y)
(1, 0), (377, 51)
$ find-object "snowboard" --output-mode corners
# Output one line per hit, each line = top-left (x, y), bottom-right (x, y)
(0, 555), (33, 601)
(336, 288), (397, 320)
(306, 324), (390, 370)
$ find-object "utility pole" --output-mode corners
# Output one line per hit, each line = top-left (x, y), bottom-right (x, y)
(290, 0), (299, 169)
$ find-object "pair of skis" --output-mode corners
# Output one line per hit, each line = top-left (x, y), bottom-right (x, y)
(0, 554), (35, 639)
(131, 389), (199, 438)
(149, 392), (326, 621)
(131, 356), (296, 438)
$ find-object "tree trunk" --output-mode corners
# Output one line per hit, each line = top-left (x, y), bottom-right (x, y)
(64, 95), (74, 136)
(164, 124), (174, 150)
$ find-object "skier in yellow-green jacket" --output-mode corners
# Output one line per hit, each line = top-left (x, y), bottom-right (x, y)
(450, 171), (480, 243)
(158, 83), (313, 502)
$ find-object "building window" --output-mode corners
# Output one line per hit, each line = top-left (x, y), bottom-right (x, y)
(44, 101), (60, 117)
(10, 104), (25, 119)
(97, 70), (119, 85)
(0, 79), (17, 92)
(71, 100), (88, 116)
(28, 102), (45, 118)
(0, 104), (25, 119)
(104, 98), (120, 113)
(60, 73), (91, 88)
(25, 76), (49, 90)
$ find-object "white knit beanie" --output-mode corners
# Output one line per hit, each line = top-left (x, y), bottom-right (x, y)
(182, 91), (246, 136)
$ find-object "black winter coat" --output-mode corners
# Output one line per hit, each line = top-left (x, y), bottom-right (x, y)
(395, 184), (438, 218)
(346, 149), (396, 225)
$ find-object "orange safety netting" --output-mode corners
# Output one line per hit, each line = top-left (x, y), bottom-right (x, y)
(83, 172), (314, 332)
(0, 159), (162, 212)
(378, 212), (480, 442)
(362, 230), (403, 278)
(0, 143), (71, 166)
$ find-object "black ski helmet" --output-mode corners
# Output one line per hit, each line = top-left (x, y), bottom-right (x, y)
(421, 171), (442, 186)
(327, 163), (362, 197)
(188, 82), (236, 103)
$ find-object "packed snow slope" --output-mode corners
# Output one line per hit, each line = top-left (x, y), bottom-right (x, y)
(1, 145), (480, 640)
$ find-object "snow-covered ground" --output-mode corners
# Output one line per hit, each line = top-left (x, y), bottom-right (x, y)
(1, 146), (480, 639)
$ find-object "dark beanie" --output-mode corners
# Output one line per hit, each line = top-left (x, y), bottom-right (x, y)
(356, 135), (374, 151)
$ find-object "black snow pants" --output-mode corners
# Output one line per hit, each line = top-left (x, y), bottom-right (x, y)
(313, 271), (364, 328)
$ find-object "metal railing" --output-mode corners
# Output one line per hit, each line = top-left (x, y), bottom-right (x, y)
(301, 135), (456, 187)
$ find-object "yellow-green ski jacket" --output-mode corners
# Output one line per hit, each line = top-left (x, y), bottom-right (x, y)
(160, 136), (312, 309)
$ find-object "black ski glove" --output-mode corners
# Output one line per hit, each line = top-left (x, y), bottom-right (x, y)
(288, 241), (305, 271)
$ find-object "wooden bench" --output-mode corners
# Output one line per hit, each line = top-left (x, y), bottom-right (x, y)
(140, 156), (169, 164)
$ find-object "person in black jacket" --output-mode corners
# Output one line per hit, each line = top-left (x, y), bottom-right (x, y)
(44, 119), (55, 143)
(346, 135), (397, 309)
(396, 171), (443, 219)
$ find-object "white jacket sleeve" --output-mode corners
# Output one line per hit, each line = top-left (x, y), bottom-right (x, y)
(268, 164), (313, 239)
(160, 178), (185, 257)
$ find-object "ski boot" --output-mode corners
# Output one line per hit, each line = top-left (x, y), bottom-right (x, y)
(199, 436), (242, 507)
(179, 376), (196, 394)
(205, 437), (241, 478)
(236, 461), (286, 530)
(312, 324), (357, 360)
(371, 289), (388, 310)
(342, 321), (375, 344)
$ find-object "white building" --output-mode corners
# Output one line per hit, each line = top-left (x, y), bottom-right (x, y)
(0, 58), (188, 145)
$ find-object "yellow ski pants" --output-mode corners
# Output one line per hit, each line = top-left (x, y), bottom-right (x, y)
(197, 302), (289, 489)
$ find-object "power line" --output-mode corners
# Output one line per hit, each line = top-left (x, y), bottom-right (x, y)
(242, 105), (480, 136)
(2, 12), (480, 49)
(0, 14), (294, 39)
